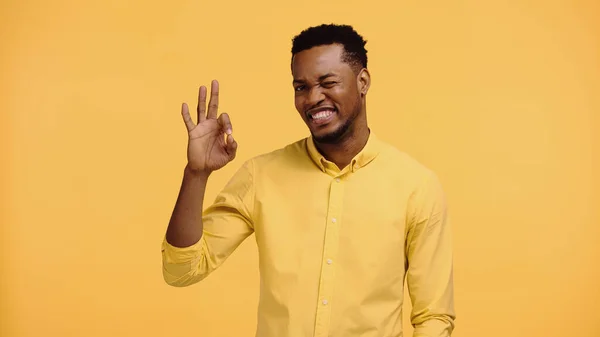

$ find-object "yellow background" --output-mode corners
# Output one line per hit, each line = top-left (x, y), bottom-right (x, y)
(2, 0), (599, 336)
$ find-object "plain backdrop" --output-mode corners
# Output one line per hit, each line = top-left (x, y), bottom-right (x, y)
(1, 0), (599, 336)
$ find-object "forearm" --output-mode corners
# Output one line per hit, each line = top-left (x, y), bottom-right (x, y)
(165, 164), (211, 247)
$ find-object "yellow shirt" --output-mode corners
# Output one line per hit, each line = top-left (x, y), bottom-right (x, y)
(161, 132), (456, 337)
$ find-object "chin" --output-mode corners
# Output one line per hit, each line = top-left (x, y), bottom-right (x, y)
(312, 123), (351, 144)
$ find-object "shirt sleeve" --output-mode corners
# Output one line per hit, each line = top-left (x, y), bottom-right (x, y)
(161, 159), (256, 287)
(405, 171), (456, 337)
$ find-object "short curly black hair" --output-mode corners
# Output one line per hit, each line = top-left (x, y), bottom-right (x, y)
(291, 23), (368, 72)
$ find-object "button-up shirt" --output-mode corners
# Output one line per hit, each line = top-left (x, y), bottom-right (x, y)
(161, 132), (456, 337)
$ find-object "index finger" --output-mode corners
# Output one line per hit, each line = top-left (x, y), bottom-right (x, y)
(207, 80), (219, 119)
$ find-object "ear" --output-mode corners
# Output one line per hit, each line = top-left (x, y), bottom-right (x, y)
(357, 68), (371, 97)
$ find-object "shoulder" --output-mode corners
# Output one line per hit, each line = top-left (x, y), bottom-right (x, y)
(221, 138), (308, 191)
(372, 139), (447, 219)
(375, 137), (436, 182)
(241, 137), (309, 172)
(371, 136), (447, 208)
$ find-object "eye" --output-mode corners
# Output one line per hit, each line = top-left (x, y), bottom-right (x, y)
(294, 85), (306, 92)
(321, 81), (337, 88)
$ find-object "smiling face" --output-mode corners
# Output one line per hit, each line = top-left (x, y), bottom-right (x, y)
(292, 44), (370, 144)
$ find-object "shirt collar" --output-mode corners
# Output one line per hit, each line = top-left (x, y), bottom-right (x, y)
(306, 130), (382, 174)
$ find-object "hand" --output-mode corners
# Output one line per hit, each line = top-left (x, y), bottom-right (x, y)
(181, 80), (237, 174)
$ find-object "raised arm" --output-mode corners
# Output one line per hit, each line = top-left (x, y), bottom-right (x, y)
(166, 80), (237, 247)
(162, 81), (253, 287)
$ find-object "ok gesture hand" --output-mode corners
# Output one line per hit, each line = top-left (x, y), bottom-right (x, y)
(181, 80), (237, 174)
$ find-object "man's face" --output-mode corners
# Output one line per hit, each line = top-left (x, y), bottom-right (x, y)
(292, 44), (365, 144)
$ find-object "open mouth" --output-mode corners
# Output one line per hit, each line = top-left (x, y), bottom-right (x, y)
(308, 108), (336, 125)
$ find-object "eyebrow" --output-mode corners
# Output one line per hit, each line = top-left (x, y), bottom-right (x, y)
(293, 73), (337, 84)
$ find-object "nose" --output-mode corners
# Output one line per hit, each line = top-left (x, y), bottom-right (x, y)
(306, 86), (325, 107)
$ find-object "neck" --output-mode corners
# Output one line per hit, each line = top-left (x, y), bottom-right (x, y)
(314, 123), (370, 170)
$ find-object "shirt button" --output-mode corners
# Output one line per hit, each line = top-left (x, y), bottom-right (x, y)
(326, 259), (333, 265)
(335, 178), (340, 182)
(331, 218), (337, 223)
(322, 299), (329, 305)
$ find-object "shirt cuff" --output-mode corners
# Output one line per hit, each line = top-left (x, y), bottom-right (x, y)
(161, 236), (203, 264)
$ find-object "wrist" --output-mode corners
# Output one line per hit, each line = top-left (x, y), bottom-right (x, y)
(184, 164), (211, 180)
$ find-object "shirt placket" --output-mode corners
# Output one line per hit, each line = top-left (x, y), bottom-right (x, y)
(313, 175), (344, 337)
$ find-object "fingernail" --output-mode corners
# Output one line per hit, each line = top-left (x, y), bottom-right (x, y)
(226, 129), (232, 135)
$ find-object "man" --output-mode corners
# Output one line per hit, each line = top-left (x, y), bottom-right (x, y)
(162, 24), (456, 337)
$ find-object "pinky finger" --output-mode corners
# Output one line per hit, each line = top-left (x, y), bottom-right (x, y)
(181, 103), (195, 131)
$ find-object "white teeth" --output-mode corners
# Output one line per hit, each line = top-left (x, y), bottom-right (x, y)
(312, 110), (334, 120)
